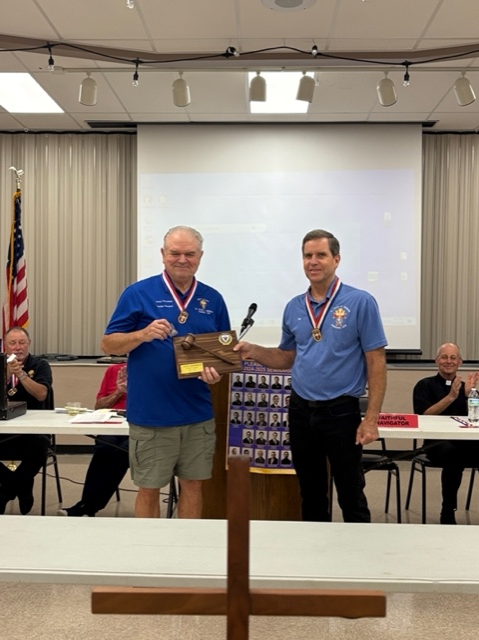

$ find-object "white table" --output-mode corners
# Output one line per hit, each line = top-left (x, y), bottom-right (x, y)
(2, 411), (475, 439)
(0, 516), (478, 594)
(0, 410), (128, 436)
(378, 414), (479, 440)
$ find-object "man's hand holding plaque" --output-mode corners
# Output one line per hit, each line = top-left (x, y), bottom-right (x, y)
(173, 330), (242, 379)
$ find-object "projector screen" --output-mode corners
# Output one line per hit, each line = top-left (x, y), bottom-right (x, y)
(137, 124), (422, 351)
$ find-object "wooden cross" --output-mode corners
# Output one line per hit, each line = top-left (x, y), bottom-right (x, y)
(92, 456), (386, 639)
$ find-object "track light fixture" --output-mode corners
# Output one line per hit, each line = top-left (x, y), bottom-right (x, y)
(132, 60), (139, 87)
(249, 72), (266, 102)
(225, 46), (240, 58)
(296, 72), (315, 102)
(377, 72), (397, 107)
(79, 73), (97, 106)
(454, 73), (476, 107)
(172, 72), (191, 107)
(402, 62), (410, 87)
(47, 45), (55, 72)
(126, 0), (134, 8)
(311, 45), (319, 57)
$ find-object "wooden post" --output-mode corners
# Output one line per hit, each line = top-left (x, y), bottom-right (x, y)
(92, 456), (386, 634)
(226, 456), (251, 640)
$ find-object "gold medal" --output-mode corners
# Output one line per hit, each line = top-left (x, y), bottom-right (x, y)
(8, 387), (17, 396)
(178, 310), (189, 324)
(312, 328), (322, 342)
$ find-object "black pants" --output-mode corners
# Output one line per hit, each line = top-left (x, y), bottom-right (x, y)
(426, 439), (479, 511)
(0, 434), (49, 493)
(81, 435), (129, 513)
(289, 391), (370, 523)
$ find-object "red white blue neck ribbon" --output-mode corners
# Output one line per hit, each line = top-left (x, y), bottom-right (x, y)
(162, 271), (197, 323)
(305, 277), (342, 342)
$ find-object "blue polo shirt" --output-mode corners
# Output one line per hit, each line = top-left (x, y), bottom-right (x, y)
(105, 274), (231, 427)
(279, 282), (387, 401)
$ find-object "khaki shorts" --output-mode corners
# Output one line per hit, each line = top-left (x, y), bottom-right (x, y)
(129, 420), (216, 488)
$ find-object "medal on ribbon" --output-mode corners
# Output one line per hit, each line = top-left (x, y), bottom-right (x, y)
(305, 277), (342, 344)
(162, 271), (197, 326)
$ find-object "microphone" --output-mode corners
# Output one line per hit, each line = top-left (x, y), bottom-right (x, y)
(240, 303), (258, 336)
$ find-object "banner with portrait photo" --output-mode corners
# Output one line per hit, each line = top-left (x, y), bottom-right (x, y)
(227, 362), (294, 474)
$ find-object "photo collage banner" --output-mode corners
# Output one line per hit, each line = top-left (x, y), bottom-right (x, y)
(227, 362), (294, 474)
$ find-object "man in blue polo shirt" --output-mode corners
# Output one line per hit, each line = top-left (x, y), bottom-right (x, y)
(235, 229), (387, 523)
(101, 226), (230, 519)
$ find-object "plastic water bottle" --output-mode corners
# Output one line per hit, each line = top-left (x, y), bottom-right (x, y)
(468, 387), (479, 424)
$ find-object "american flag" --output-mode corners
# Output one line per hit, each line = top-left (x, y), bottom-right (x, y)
(2, 190), (29, 336)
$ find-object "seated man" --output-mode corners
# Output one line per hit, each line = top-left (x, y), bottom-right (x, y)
(0, 327), (52, 515)
(413, 342), (479, 524)
(59, 363), (129, 517)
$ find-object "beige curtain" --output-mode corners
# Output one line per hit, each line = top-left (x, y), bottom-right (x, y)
(0, 133), (136, 356)
(422, 133), (479, 360)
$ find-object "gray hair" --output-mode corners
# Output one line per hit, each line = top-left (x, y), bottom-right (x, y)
(163, 226), (204, 249)
(4, 326), (31, 340)
(302, 229), (340, 256)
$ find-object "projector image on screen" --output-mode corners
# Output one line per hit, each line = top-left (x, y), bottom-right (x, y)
(137, 124), (422, 351)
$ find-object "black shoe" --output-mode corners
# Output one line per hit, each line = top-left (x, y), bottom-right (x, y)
(17, 476), (34, 515)
(18, 488), (34, 515)
(440, 509), (457, 525)
(57, 502), (95, 517)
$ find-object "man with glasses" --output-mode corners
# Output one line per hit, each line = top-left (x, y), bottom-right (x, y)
(413, 342), (479, 524)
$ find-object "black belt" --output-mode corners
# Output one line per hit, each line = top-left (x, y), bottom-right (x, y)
(291, 391), (358, 409)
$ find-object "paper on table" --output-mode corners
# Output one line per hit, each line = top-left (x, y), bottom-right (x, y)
(69, 410), (123, 424)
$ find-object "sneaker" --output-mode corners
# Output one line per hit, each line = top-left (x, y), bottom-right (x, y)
(57, 502), (95, 517)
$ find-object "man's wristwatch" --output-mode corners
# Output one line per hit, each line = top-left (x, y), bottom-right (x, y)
(18, 372), (28, 381)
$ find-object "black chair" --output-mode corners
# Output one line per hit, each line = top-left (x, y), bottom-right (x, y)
(40, 388), (62, 515)
(359, 396), (401, 522)
(361, 439), (402, 523)
(405, 440), (476, 523)
(466, 468), (477, 510)
(329, 397), (402, 522)
(166, 476), (179, 518)
(41, 434), (63, 515)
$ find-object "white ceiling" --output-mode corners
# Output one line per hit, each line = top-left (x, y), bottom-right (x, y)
(1, 0), (479, 132)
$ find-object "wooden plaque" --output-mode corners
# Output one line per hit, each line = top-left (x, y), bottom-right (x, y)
(173, 330), (242, 379)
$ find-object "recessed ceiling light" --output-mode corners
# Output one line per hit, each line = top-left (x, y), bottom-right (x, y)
(0, 73), (63, 113)
(261, 0), (316, 10)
